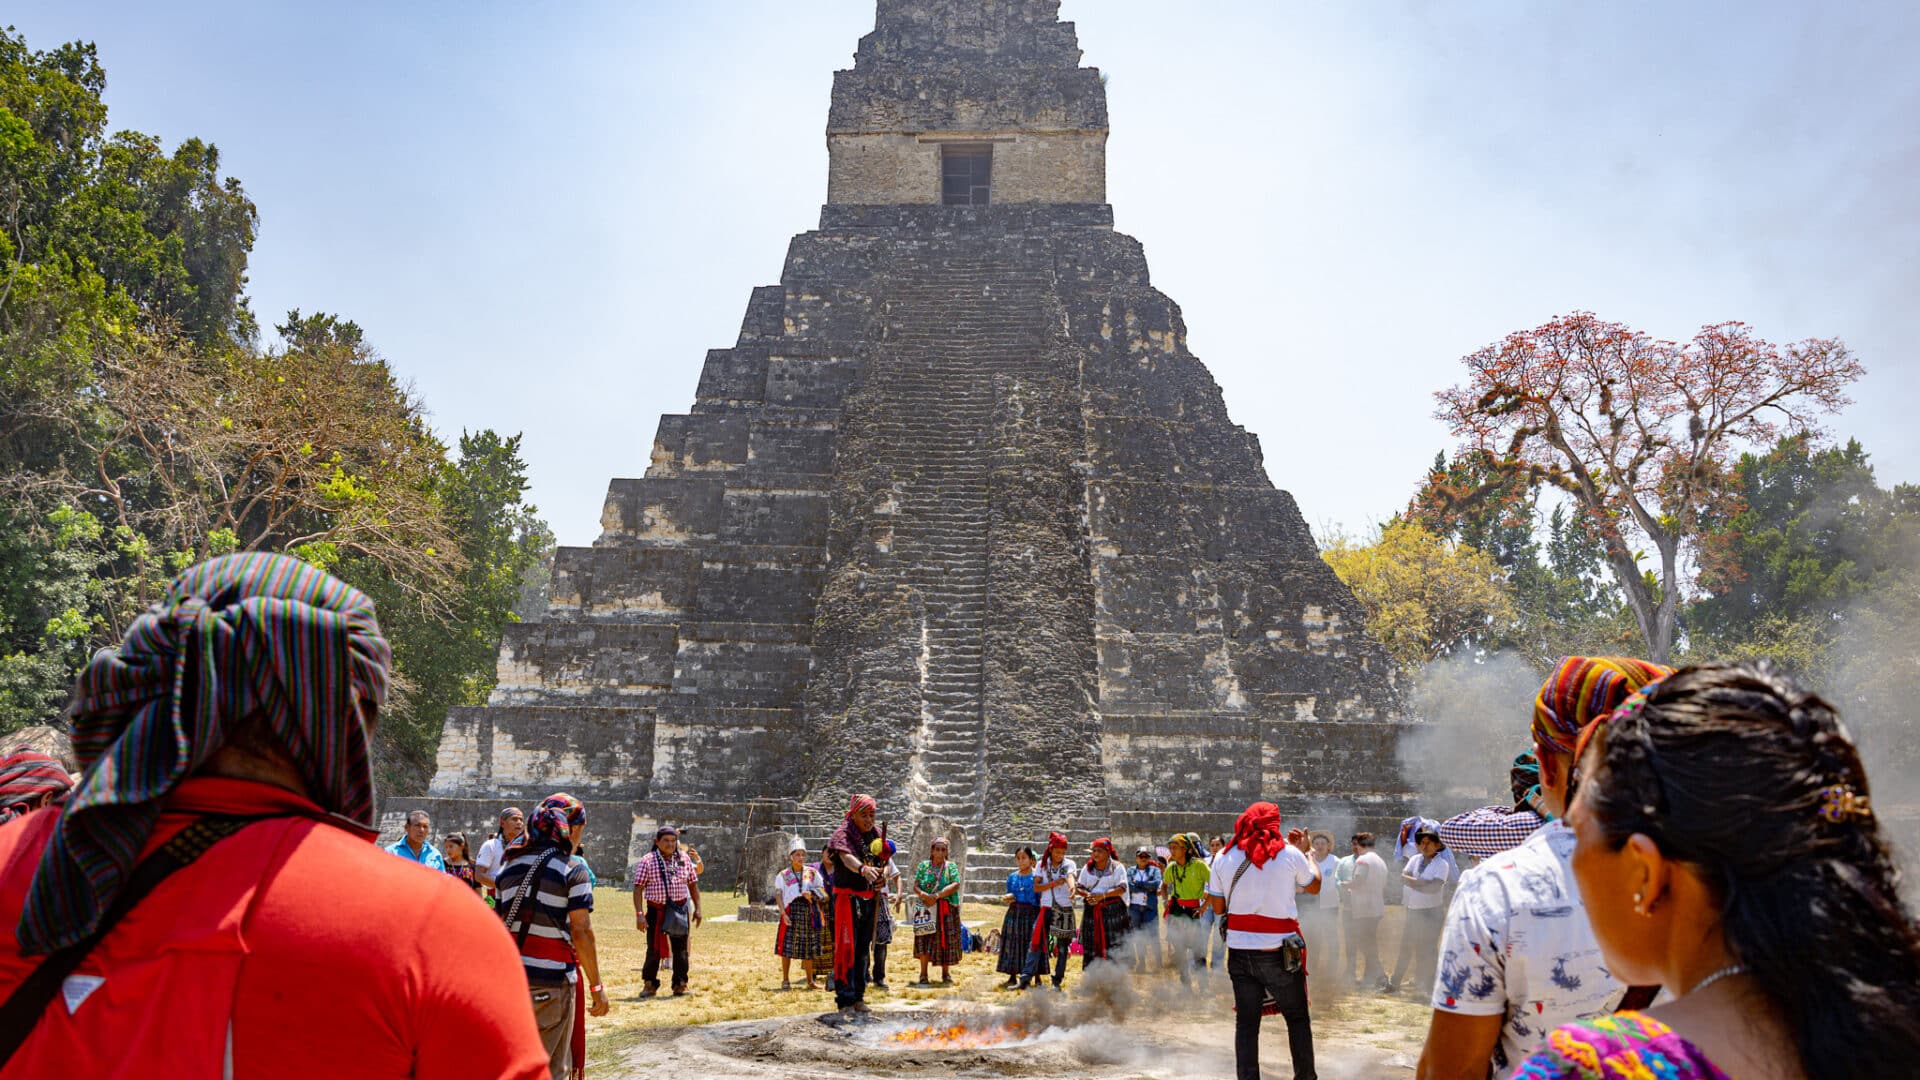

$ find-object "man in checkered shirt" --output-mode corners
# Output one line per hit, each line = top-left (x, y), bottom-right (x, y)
(1435, 750), (1546, 861)
(631, 825), (702, 997)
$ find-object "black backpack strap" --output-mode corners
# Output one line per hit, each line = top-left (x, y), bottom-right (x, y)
(0, 813), (290, 1066)
(500, 848), (566, 952)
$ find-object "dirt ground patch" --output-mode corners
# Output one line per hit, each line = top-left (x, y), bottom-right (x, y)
(581, 891), (1433, 1079)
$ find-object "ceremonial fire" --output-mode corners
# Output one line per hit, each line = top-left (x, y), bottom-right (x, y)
(883, 1018), (1029, 1050)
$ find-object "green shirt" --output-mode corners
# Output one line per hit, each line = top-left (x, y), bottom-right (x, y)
(915, 860), (961, 910)
(1165, 856), (1211, 902)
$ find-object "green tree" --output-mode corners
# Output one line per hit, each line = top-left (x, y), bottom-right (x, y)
(1690, 436), (1920, 642)
(1321, 520), (1519, 670)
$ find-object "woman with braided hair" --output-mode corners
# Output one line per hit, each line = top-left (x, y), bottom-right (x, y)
(1514, 661), (1920, 1080)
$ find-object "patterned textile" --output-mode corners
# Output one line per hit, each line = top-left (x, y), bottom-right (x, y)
(997, 902), (1039, 974)
(1511, 1011), (1732, 1080)
(1438, 804), (1546, 861)
(497, 845), (595, 985)
(631, 848), (698, 903)
(0, 750), (71, 823)
(915, 899), (963, 965)
(778, 896), (829, 959)
(914, 859), (961, 906)
(1431, 821), (1620, 1075)
(22, 552), (388, 955)
(445, 861), (482, 892)
(1533, 656), (1673, 753)
(1510, 750), (1542, 801)
(519, 792), (584, 851)
(1081, 897), (1130, 965)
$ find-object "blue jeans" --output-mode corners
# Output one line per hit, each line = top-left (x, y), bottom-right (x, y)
(1200, 908), (1228, 969)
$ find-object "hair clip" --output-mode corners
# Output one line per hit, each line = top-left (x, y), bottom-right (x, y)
(1817, 784), (1872, 824)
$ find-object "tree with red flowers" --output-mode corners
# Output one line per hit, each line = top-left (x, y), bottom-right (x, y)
(1434, 313), (1863, 664)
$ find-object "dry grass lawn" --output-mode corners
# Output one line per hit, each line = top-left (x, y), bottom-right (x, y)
(583, 890), (1432, 1075)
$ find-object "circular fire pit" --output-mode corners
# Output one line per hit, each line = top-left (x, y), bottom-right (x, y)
(698, 1006), (1087, 1075)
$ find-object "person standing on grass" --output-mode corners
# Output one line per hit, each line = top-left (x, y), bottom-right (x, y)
(997, 847), (1041, 989)
(912, 837), (963, 985)
(1127, 845), (1163, 971)
(631, 824), (701, 999)
(476, 806), (525, 897)
(775, 841), (828, 991)
(1388, 827), (1449, 996)
(499, 792), (608, 1079)
(825, 794), (883, 1013)
(1346, 833), (1387, 988)
(870, 837), (901, 990)
(1208, 802), (1321, 1080)
(1024, 831), (1077, 989)
(1162, 832), (1211, 987)
(1075, 838), (1129, 968)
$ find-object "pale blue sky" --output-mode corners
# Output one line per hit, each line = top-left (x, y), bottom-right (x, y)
(11, 1), (1918, 547)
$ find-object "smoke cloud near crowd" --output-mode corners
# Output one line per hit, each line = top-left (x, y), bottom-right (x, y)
(1398, 650), (1544, 817)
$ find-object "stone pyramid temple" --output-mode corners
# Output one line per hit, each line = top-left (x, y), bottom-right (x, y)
(396, 0), (1418, 893)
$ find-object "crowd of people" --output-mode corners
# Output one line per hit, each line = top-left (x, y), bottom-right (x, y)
(0, 554), (1918, 1080)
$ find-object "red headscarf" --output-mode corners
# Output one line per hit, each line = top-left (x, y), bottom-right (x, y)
(1047, 831), (1068, 853)
(1090, 837), (1116, 858)
(847, 793), (876, 818)
(1233, 801), (1286, 868)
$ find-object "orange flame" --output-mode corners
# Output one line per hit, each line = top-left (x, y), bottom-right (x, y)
(885, 1019), (1027, 1049)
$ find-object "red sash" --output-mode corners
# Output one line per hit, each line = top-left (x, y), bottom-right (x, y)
(1085, 897), (1119, 957)
(935, 897), (952, 957)
(569, 977), (587, 1079)
(1224, 913), (1299, 934)
(833, 888), (875, 983)
(1030, 902), (1051, 951)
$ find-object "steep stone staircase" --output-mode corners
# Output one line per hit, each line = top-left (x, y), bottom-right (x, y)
(872, 249), (1058, 836)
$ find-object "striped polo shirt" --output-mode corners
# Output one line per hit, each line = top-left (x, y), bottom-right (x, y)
(495, 845), (594, 986)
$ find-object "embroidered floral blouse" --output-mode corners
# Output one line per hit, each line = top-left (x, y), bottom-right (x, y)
(1510, 1011), (1734, 1080)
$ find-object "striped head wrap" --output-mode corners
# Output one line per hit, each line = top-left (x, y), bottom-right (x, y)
(20, 552), (389, 955)
(846, 793), (876, 818)
(520, 792), (586, 850)
(1510, 750), (1542, 802)
(0, 750), (72, 823)
(1533, 656), (1673, 754)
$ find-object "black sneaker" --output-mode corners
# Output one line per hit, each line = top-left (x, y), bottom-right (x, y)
(870, 981), (889, 991)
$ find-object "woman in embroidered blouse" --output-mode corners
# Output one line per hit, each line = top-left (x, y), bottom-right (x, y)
(1074, 838), (1130, 968)
(1514, 662), (1920, 1080)
(997, 847), (1041, 989)
(912, 837), (963, 985)
(776, 842), (828, 990)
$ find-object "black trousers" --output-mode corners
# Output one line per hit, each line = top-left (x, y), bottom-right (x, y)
(1228, 947), (1316, 1080)
(834, 894), (875, 1009)
(871, 937), (888, 984)
(642, 902), (690, 986)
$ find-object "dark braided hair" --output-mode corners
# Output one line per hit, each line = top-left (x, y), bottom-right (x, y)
(1583, 660), (1920, 1080)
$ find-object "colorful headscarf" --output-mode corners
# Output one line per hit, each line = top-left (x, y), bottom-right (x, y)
(1533, 656), (1673, 754)
(1233, 801), (1286, 868)
(847, 793), (876, 818)
(0, 750), (72, 823)
(21, 552), (389, 955)
(1090, 837), (1116, 858)
(1046, 831), (1068, 853)
(515, 792), (585, 851)
(1509, 750), (1542, 803)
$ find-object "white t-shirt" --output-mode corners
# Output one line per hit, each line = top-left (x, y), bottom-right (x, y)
(1431, 821), (1623, 1077)
(1204, 845), (1318, 950)
(1347, 850), (1389, 918)
(1076, 860), (1126, 901)
(1402, 851), (1453, 910)
(1035, 856), (1077, 909)
(475, 835), (508, 883)
(1315, 854), (1342, 910)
